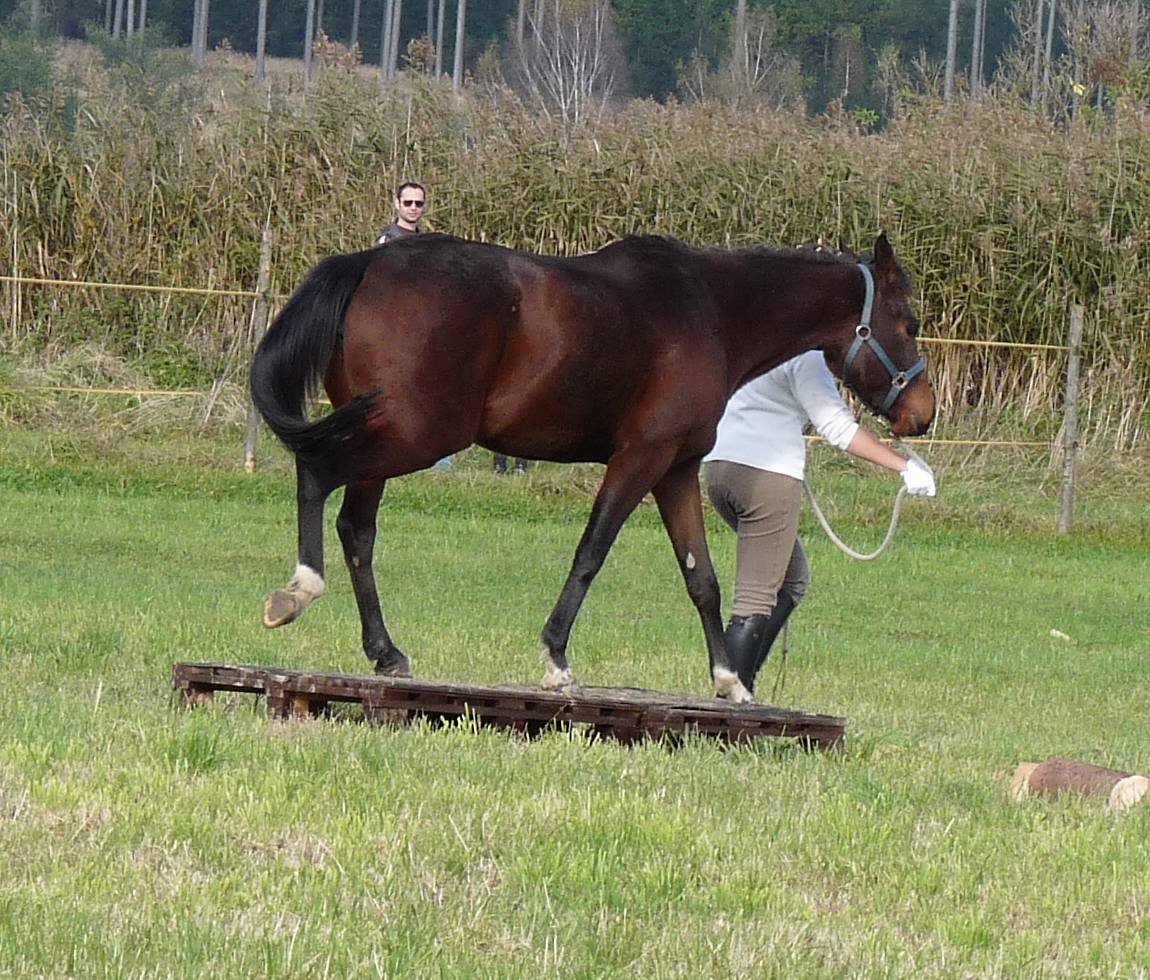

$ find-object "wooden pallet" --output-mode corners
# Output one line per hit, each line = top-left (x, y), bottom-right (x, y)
(172, 662), (846, 751)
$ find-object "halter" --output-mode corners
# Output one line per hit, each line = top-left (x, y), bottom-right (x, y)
(843, 263), (926, 413)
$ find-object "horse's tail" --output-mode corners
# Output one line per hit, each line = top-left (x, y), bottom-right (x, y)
(249, 249), (378, 482)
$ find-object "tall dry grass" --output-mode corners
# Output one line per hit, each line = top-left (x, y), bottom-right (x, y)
(1, 46), (1148, 449)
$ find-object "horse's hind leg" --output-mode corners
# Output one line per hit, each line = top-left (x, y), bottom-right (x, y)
(263, 459), (331, 629)
(651, 460), (751, 704)
(336, 479), (411, 677)
(540, 449), (674, 692)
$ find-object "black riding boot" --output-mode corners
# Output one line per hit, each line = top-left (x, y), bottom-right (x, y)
(723, 592), (796, 694)
(724, 614), (770, 692)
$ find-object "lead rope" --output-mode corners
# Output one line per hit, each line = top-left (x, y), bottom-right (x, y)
(803, 482), (907, 561)
(768, 437), (929, 701)
(803, 436), (927, 561)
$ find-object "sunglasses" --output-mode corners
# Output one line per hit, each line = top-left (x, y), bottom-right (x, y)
(401, 199), (425, 208)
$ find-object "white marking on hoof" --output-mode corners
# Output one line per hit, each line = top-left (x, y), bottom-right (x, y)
(289, 564), (325, 603)
(713, 668), (752, 704)
(540, 665), (579, 692)
(539, 647), (578, 692)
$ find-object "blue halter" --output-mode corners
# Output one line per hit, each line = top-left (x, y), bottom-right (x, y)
(843, 263), (926, 414)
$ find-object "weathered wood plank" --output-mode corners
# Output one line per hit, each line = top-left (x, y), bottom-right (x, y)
(172, 662), (847, 750)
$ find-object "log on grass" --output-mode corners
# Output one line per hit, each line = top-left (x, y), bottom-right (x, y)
(1010, 758), (1149, 811)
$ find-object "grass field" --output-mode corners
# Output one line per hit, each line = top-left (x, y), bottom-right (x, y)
(1, 425), (1148, 978)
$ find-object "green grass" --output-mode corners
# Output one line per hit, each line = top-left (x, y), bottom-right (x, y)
(0, 427), (1148, 978)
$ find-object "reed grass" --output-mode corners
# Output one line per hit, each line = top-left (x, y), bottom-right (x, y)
(1, 45), (1148, 450)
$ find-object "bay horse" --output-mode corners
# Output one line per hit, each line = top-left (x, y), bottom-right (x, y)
(250, 233), (934, 704)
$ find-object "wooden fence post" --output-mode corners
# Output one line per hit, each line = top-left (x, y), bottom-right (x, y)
(243, 226), (274, 474)
(1058, 305), (1084, 536)
(7, 162), (20, 346)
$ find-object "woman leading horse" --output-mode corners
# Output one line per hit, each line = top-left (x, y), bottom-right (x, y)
(250, 233), (934, 704)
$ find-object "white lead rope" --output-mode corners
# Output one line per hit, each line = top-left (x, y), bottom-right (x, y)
(803, 482), (908, 561)
(771, 439), (932, 698)
(801, 437), (930, 562)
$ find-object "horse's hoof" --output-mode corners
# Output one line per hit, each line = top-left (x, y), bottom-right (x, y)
(540, 665), (579, 695)
(713, 669), (753, 705)
(373, 651), (412, 678)
(262, 590), (302, 629)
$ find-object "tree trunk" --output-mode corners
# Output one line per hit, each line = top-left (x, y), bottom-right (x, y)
(1031, 0), (1044, 104)
(30, 0), (42, 34)
(944, 0), (959, 100)
(452, 0), (466, 89)
(970, 0), (984, 97)
(516, 0), (525, 44)
(735, 0), (748, 77)
(303, 0), (316, 83)
(1071, 25), (1082, 119)
(389, 0), (403, 79)
(112, 0), (123, 38)
(427, 0), (434, 40)
(435, 0), (446, 74)
(350, 0), (361, 50)
(139, 0), (147, 33)
(978, 0), (987, 87)
(316, 0), (326, 48)
(126, 0), (135, 36)
(256, 0), (269, 80)
(197, 0), (211, 62)
(104, 0), (113, 34)
(191, 0), (203, 62)
(1041, 0), (1057, 112)
(381, 0), (394, 83)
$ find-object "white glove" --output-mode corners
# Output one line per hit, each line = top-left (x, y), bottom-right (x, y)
(901, 458), (936, 497)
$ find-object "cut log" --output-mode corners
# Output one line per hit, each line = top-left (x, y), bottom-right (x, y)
(1010, 757), (1149, 812)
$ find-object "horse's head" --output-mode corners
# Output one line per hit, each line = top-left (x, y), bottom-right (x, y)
(825, 234), (935, 437)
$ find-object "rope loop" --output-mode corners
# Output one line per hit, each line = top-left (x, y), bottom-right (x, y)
(803, 481), (907, 561)
(803, 437), (924, 561)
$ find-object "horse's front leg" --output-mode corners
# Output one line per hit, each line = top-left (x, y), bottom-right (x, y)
(540, 449), (673, 693)
(336, 479), (411, 676)
(263, 459), (331, 629)
(651, 460), (751, 704)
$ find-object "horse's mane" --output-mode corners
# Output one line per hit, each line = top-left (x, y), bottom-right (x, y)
(722, 243), (858, 266)
(607, 235), (863, 268)
(568, 235), (911, 290)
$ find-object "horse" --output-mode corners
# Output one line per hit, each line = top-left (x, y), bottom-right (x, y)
(249, 232), (934, 704)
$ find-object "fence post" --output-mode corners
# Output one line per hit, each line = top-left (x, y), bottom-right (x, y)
(1058, 305), (1084, 536)
(7, 167), (20, 345)
(243, 226), (275, 474)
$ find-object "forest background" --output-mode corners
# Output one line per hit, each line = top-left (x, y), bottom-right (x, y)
(2, 0), (1139, 116)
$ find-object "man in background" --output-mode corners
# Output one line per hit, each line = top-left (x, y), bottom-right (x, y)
(376, 181), (427, 244)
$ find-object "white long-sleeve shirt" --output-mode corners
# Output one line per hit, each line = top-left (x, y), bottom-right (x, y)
(703, 350), (859, 480)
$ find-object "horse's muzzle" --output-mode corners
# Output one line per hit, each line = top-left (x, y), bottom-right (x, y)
(888, 382), (935, 437)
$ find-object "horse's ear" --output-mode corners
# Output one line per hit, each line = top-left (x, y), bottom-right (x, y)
(874, 233), (896, 274)
(838, 237), (856, 258)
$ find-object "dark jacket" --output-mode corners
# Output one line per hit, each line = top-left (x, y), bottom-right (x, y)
(375, 222), (420, 245)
